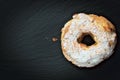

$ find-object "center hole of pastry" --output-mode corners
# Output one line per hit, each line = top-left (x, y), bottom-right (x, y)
(77, 33), (95, 46)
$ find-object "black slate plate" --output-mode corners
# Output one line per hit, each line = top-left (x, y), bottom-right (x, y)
(0, 0), (120, 80)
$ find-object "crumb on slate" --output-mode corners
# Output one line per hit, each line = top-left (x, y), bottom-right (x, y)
(52, 37), (58, 42)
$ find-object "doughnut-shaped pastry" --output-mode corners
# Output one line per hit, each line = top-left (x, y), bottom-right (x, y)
(61, 13), (117, 67)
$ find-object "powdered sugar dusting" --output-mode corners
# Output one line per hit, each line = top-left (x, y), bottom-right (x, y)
(61, 13), (117, 67)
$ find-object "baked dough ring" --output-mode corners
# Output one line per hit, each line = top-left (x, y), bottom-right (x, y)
(61, 13), (117, 67)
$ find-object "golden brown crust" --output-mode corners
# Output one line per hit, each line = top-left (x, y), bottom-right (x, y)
(89, 14), (115, 32)
(61, 46), (72, 61)
(109, 40), (114, 47)
(61, 20), (75, 62)
(61, 20), (72, 39)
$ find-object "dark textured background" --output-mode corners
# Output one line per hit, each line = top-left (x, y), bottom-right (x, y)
(0, 0), (120, 80)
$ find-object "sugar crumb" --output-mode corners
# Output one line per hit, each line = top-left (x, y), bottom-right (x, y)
(52, 37), (58, 42)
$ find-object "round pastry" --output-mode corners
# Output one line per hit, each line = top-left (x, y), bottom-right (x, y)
(61, 13), (117, 67)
